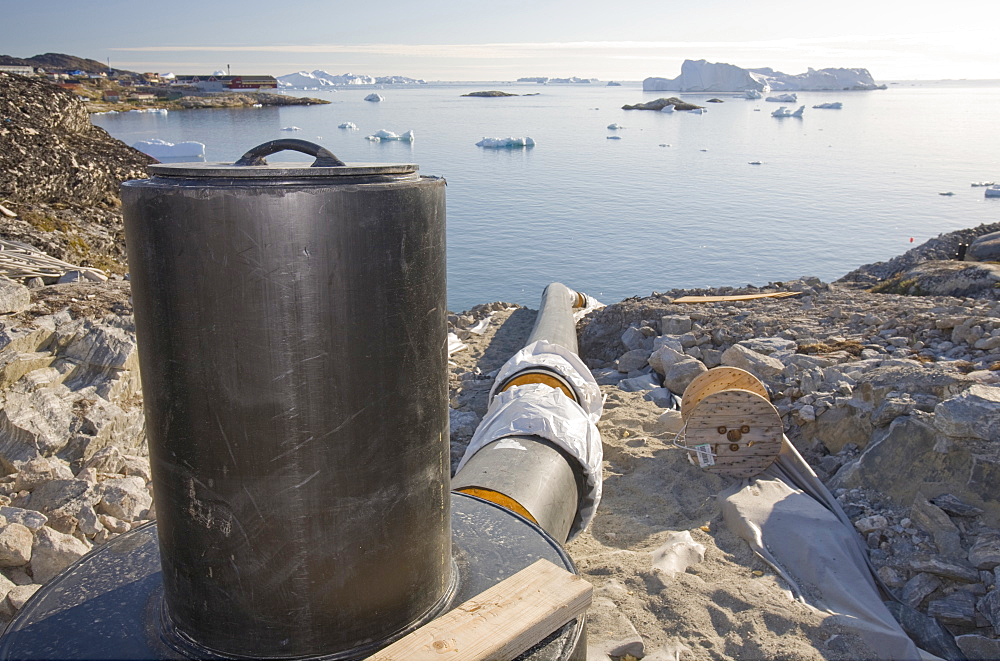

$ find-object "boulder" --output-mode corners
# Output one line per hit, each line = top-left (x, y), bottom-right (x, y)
(0, 507), (47, 532)
(979, 589), (1000, 635)
(660, 315), (692, 335)
(0, 278), (30, 315)
(955, 634), (1000, 661)
(873, 260), (1000, 299)
(799, 400), (871, 454)
(5, 583), (41, 612)
(21, 478), (100, 520)
(965, 230), (1000, 262)
(661, 357), (707, 395)
(933, 385), (1000, 441)
(909, 555), (979, 583)
(969, 532), (1000, 570)
(0, 350), (55, 388)
(927, 591), (977, 626)
(30, 526), (90, 584)
(0, 384), (74, 468)
(854, 362), (968, 407)
(910, 492), (963, 557)
(0, 522), (33, 567)
(616, 349), (651, 373)
(97, 476), (152, 522)
(720, 344), (784, 380)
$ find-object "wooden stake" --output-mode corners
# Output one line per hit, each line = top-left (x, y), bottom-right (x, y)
(365, 559), (592, 661)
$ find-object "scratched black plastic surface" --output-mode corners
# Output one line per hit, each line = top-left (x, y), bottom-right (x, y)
(0, 493), (582, 660)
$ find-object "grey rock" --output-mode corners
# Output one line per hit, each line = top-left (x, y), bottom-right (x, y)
(955, 635), (1000, 661)
(617, 374), (661, 393)
(621, 325), (654, 351)
(933, 384), (1000, 440)
(120, 455), (152, 483)
(871, 396), (915, 428)
(902, 572), (942, 608)
(61, 318), (138, 372)
(661, 356), (707, 395)
(647, 343), (687, 375)
(855, 363), (968, 407)
(885, 601), (967, 660)
(910, 492), (963, 557)
(0, 350), (55, 388)
(931, 493), (983, 517)
(877, 565), (907, 588)
(0, 572), (14, 602)
(966, 229), (1000, 262)
(22, 479), (99, 520)
(0, 523), (33, 567)
(660, 315), (692, 335)
(927, 590), (977, 626)
(739, 336), (796, 356)
(910, 555), (980, 583)
(30, 526), (90, 584)
(0, 278), (30, 315)
(800, 400), (871, 454)
(449, 409), (479, 442)
(616, 349), (651, 373)
(82, 445), (126, 474)
(978, 589), (1000, 634)
(97, 476), (152, 522)
(0, 507), (47, 532)
(0, 384), (74, 468)
(14, 457), (68, 492)
(5, 583), (41, 611)
(75, 503), (102, 536)
(969, 532), (1000, 570)
(720, 344), (784, 380)
(25, 277), (44, 289)
(854, 514), (888, 534)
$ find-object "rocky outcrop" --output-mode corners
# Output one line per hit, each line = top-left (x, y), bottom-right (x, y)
(175, 92), (328, 109)
(621, 97), (703, 111)
(0, 72), (152, 272)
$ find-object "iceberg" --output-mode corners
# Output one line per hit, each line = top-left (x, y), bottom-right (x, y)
(607, 123), (623, 130)
(644, 59), (885, 92)
(765, 93), (798, 103)
(366, 129), (414, 142)
(812, 102), (843, 109)
(364, 93), (384, 102)
(688, 108), (707, 114)
(338, 122), (358, 129)
(277, 70), (376, 87)
(771, 105), (805, 118)
(475, 136), (536, 148)
(659, 104), (675, 113)
(133, 139), (205, 159)
(280, 126), (301, 131)
(126, 108), (168, 114)
(743, 89), (762, 99)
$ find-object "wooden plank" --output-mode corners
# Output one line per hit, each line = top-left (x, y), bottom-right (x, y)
(672, 291), (801, 304)
(365, 559), (593, 661)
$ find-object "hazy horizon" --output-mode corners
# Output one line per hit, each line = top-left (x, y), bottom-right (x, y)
(4, 0), (998, 81)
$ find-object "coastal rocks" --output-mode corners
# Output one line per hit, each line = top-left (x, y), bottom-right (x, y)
(720, 343), (784, 381)
(966, 230), (1000, 262)
(933, 385), (1000, 440)
(28, 526), (89, 584)
(0, 523), (32, 567)
(621, 97), (702, 111)
(871, 260), (1000, 300)
(176, 93), (329, 109)
(462, 91), (517, 97)
(0, 279), (30, 315)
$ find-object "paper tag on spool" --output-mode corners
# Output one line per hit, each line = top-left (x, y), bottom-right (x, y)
(694, 444), (715, 468)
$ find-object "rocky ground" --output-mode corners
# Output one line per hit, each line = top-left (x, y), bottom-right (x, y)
(2, 68), (999, 658)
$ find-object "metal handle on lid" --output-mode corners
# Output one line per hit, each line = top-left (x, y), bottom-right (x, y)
(234, 139), (345, 167)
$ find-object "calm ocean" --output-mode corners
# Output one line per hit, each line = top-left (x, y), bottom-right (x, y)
(93, 81), (1000, 311)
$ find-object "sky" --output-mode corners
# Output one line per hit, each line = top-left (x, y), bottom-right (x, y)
(3, 0), (999, 81)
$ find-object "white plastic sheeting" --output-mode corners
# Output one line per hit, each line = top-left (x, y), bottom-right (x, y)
(720, 436), (926, 660)
(488, 340), (603, 417)
(457, 341), (604, 539)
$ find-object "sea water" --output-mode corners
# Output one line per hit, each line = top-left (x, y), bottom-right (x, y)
(93, 81), (1000, 311)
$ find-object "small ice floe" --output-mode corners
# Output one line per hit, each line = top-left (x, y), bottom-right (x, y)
(281, 126), (301, 131)
(607, 123), (623, 130)
(658, 143), (670, 147)
(748, 160), (762, 165)
(606, 135), (622, 140)
(688, 108), (706, 114)
(743, 89), (763, 99)
(364, 93), (384, 102)
(475, 136), (535, 148)
(252, 103), (263, 108)
(771, 105), (804, 118)
(659, 104), (675, 113)
(132, 139), (206, 159)
(812, 102), (843, 109)
(127, 108), (168, 114)
(765, 93), (797, 103)
(971, 181), (997, 187)
(985, 186), (1000, 198)
(338, 122), (358, 129)
(92, 110), (119, 115)
(939, 191), (955, 196)
(699, 148), (709, 152)
(366, 129), (415, 142)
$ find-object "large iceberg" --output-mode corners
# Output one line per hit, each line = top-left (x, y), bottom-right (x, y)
(476, 137), (535, 148)
(643, 59), (885, 92)
(365, 129), (414, 142)
(277, 70), (424, 88)
(132, 139), (205, 159)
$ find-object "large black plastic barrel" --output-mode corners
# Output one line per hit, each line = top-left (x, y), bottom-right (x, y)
(120, 141), (451, 659)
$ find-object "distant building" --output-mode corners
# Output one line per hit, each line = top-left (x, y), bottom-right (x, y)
(0, 65), (35, 77)
(172, 75), (278, 91)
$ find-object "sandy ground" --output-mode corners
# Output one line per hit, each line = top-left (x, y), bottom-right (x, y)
(449, 306), (876, 661)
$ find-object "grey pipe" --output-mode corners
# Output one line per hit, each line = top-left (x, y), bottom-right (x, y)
(453, 283), (592, 543)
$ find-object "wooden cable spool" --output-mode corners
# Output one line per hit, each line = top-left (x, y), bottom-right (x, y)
(679, 367), (782, 477)
(680, 366), (769, 419)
